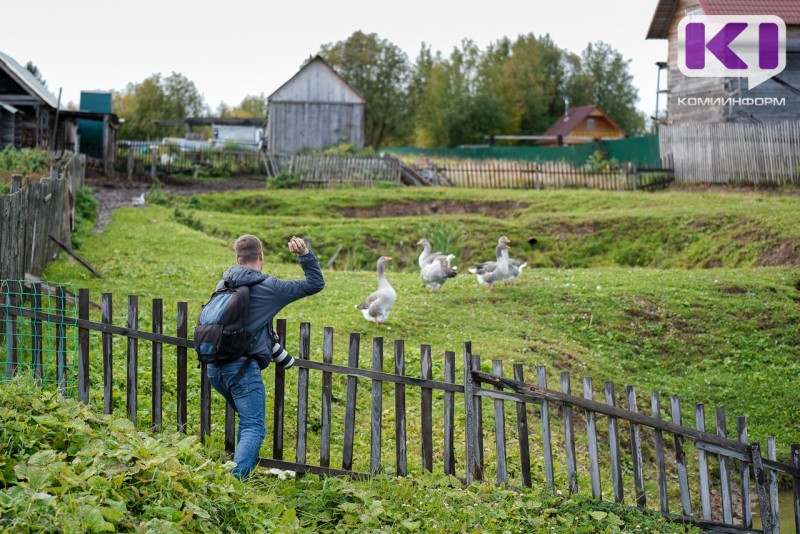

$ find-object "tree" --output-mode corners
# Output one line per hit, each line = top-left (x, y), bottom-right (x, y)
(568, 41), (645, 136)
(319, 31), (412, 147)
(25, 62), (46, 87)
(233, 94), (268, 119)
(113, 72), (207, 140)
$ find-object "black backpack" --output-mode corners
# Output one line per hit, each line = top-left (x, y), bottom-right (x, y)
(194, 281), (256, 365)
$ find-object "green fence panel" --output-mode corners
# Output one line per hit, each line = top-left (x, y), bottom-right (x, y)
(1, 280), (78, 395)
(388, 135), (662, 166)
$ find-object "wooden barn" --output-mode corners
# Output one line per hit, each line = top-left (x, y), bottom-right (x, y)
(0, 49), (61, 150)
(539, 105), (625, 146)
(265, 55), (365, 154)
(647, 0), (800, 124)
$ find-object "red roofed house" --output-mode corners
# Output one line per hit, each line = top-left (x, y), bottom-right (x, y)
(538, 104), (624, 146)
(647, 0), (800, 123)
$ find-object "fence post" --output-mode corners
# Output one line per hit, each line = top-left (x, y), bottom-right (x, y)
(791, 444), (800, 534)
(341, 332), (360, 471)
(273, 319), (287, 460)
(492, 360), (508, 486)
(394, 340), (407, 477)
(320, 327), (334, 469)
(514, 364), (531, 488)
(717, 408), (734, 524)
(628, 385), (646, 508)
(561, 372), (578, 494)
(176, 302), (188, 433)
(55, 285), (67, 396)
(4, 281), (20, 379)
(752, 442), (777, 534)
(738, 417), (752, 528)
(126, 295), (138, 426)
(463, 341), (478, 484)
(369, 336), (383, 475)
(151, 299), (163, 432)
(538, 366), (554, 488)
(443, 351), (456, 477)
(101, 292), (113, 414)
(296, 322), (311, 477)
(421, 344), (433, 473)
(78, 288), (89, 403)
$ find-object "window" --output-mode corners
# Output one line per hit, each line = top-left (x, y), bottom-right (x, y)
(587, 118), (595, 132)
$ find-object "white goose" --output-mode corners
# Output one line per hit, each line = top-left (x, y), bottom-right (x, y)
(355, 256), (397, 325)
(474, 236), (527, 285)
(420, 254), (458, 292)
(417, 239), (456, 269)
(468, 237), (511, 290)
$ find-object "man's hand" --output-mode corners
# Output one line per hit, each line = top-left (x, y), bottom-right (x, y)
(288, 236), (308, 256)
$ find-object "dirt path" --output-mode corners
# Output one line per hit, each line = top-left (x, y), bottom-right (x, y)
(87, 176), (265, 232)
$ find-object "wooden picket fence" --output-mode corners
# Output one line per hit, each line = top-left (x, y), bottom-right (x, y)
(411, 158), (674, 191)
(266, 153), (402, 187)
(1, 282), (799, 534)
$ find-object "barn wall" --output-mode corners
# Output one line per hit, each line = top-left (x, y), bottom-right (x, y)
(270, 60), (363, 104)
(267, 102), (364, 154)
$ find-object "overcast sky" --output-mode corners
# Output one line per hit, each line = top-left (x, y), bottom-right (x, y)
(4, 0), (667, 123)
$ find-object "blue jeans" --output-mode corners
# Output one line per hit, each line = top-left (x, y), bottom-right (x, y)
(207, 359), (266, 479)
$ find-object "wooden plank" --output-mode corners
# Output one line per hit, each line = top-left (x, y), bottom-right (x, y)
(394, 340), (407, 477)
(31, 285), (42, 384)
(101, 292), (113, 414)
(563, 373), (578, 494)
(200, 361), (211, 443)
(718, 408), (734, 524)
(296, 322), (311, 476)
(444, 351), (456, 477)
(753, 442), (777, 534)
(651, 392), (669, 515)
(272, 319), (287, 460)
(55, 285), (66, 396)
(492, 360), (508, 486)
(48, 233), (102, 277)
(126, 295), (138, 425)
(605, 382), (624, 503)
(370, 336), (383, 475)
(341, 332), (360, 471)
(628, 386), (646, 508)
(514, 364), (531, 488)
(791, 444), (800, 534)
(584, 377), (602, 500)
(151, 299), (163, 432)
(421, 344), (433, 473)
(78, 288), (89, 404)
(738, 417), (752, 528)
(176, 302), (188, 433)
(696, 404), (713, 521)
(768, 437), (779, 530)
(320, 327), (334, 468)
(463, 342), (478, 484)
(3, 281), (20, 379)
(538, 366), (554, 488)
(473, 354), (484, 481)
(671, 396), (692, 516)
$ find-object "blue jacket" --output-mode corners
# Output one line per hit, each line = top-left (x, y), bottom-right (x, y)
(217, 251), (324, 368)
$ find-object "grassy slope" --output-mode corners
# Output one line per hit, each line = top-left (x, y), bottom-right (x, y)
(29, 185), (799, 530)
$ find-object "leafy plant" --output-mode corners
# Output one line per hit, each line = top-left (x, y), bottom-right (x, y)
(268, 172), (304, 189)
(71, 186), (98, 249)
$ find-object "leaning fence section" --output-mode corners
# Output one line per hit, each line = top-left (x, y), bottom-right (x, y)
(408, 158), (674, 191)
(1, 283), (798, 534)
(660, 121), (800, 185)
(266, 153), (402, 187)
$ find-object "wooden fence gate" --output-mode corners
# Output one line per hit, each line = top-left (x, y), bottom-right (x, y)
(2, 281), (799, 534)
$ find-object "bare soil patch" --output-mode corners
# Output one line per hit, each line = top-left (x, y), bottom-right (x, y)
(337, 200), (528, 219)
(86, 176), (264, 232)
(545, 221), (602, 240)
(756, 238), (800, 267)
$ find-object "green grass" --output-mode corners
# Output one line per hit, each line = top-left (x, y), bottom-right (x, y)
(11, 185), (800, 531)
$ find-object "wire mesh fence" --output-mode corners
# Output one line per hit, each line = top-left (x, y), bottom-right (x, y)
(1, 280), (78, 395)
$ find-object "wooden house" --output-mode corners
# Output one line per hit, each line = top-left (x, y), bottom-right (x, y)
(647, 0), (800, 124)
(539, 105), (625, 146)
(0, 49), (61, 150)
(265, 55), (365, 154)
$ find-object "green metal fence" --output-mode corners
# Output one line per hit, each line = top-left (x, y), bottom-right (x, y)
(1, 280), (78, 395)
(388, 135), (661, 166)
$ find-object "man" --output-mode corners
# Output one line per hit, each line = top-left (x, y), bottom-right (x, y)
(206, 234), (324, 479)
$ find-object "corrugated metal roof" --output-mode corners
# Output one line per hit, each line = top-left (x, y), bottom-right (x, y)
(543, 105), (622, 138)
(0, 50), (61, 109)
(647, 0), (681, 39)
(699, 0), (800, 23)
(648, 0), (800, 39)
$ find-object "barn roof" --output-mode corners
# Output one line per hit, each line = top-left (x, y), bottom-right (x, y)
(647, 0), (800, 39)
(0, 50), (61, 109)
(268, 55), (365, 104)
(542, 105), (622, 138)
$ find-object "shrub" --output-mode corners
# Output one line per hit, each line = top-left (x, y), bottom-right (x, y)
(268, 172), (304, 189)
